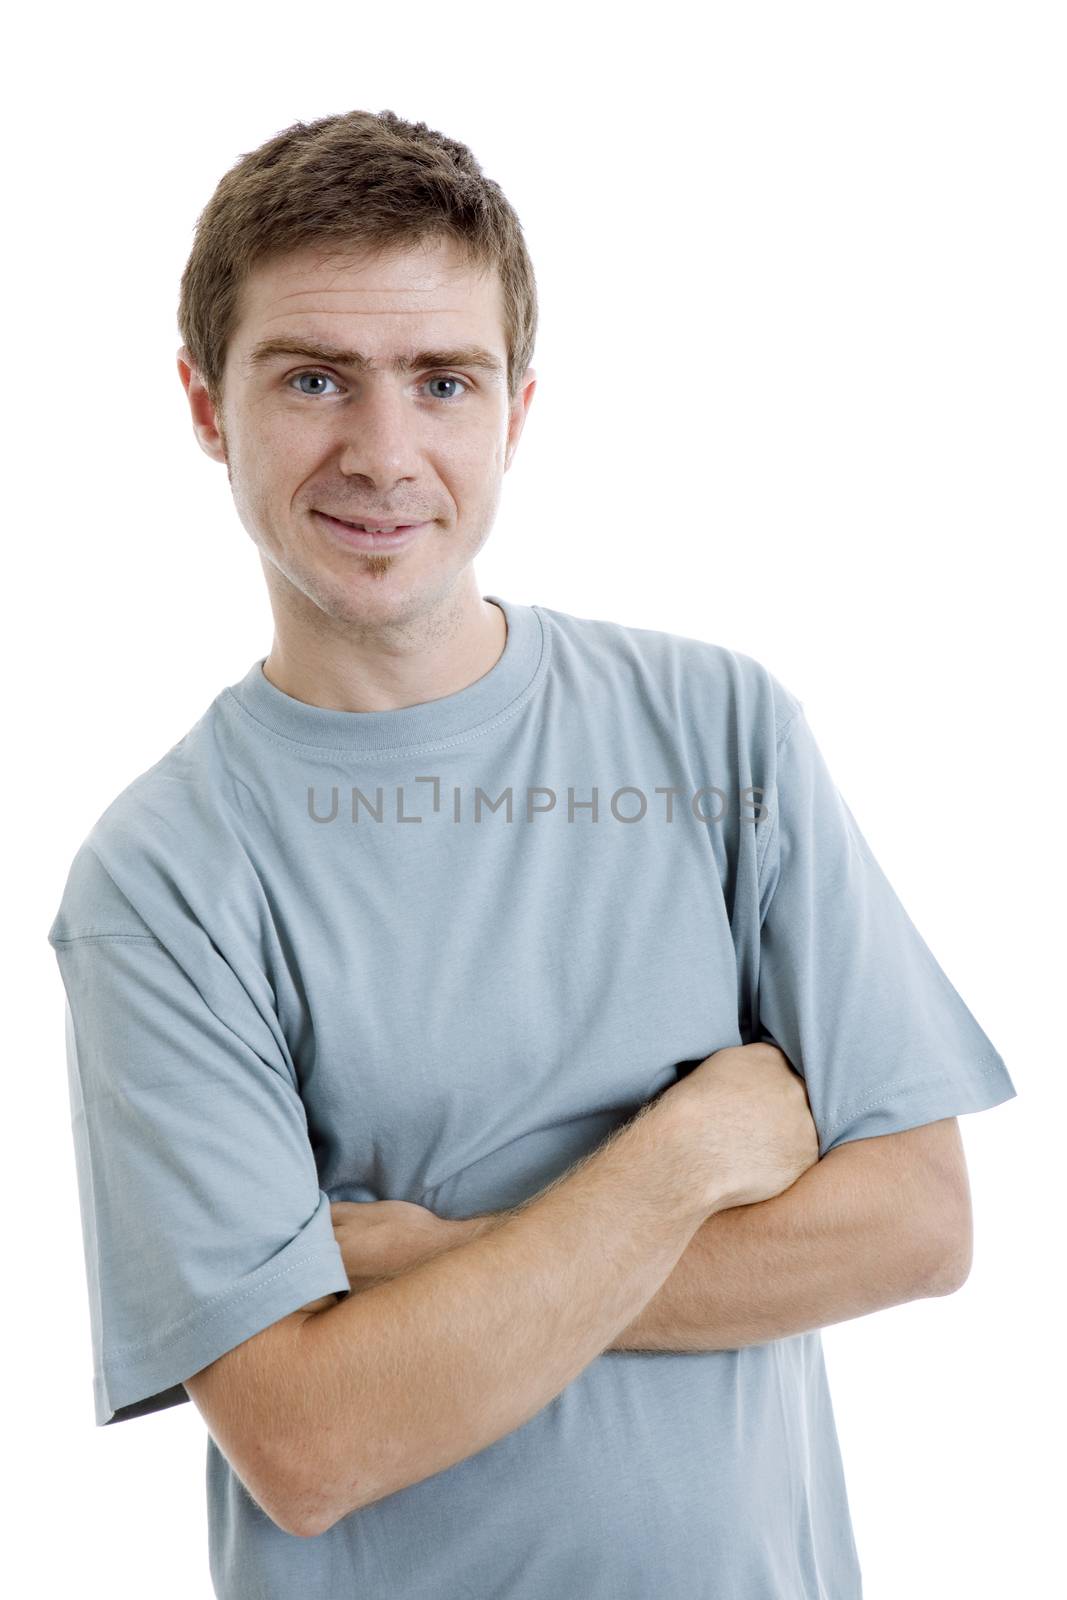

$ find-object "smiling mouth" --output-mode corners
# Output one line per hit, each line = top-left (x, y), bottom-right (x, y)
(312, 511), (431, 549)
(315, 512), (427, 532)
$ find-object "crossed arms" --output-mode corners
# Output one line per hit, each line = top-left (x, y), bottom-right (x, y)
(604, 1114), (972, 1351)
(187, 1102), (972, 1534)
(326, 1114), (973, 1352)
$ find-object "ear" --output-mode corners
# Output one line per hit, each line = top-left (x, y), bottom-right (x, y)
(505, 367), (536, 471)
(176, 345), (228, 465)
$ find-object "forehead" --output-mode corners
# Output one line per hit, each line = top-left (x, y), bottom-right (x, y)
(231, 238), (504, 356)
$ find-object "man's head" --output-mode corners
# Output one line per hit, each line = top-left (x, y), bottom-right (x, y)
(175, 110), (537, 638)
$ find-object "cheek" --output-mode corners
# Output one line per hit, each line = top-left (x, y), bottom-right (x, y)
(243, 402), (315, 456)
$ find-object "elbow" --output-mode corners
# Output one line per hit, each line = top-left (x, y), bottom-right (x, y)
(280, 1485), (378, 1539)
(241, 1463), (335, 1540)
(924, 1221), (974, 1298)
(272, 1508), (324, 1541)
(282, 1509), (335, 1541)
(938, 1205), (974, 1295)
(269, 1480), (342, 1540)
(915, 1175), (973, 1298)
(200, 1420), (348, 1539)
(258, 1307), (398, 1535)
(271, 1451), (385, 1537)
(928, 1246), (972, 1297)
(234, 1430), (344, 1538)
(268, 1463), (349, 1539)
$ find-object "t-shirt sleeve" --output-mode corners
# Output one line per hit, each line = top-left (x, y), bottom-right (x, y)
(48, 841), (351, 1427)
(754, 698), (1017, 1157)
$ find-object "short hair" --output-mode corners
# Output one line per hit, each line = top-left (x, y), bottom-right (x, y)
(177, 108), (538, 411)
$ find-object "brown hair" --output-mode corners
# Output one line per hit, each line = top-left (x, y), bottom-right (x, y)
(177, 109), (538, 411)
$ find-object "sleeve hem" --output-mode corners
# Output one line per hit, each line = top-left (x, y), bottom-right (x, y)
(95, 1192), (351, 1426)
(819, 1052), (1018, 1155)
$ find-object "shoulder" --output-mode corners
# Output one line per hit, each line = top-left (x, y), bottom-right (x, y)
(47, 695), (242, 945)
(533, 601), (803, 743)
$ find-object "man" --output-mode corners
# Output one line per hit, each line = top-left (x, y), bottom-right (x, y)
(47, 109), (1016, 1599)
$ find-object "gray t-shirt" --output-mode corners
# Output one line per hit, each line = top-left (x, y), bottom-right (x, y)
(47, 594), (1016, 1599)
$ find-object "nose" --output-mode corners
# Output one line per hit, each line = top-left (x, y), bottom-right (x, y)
(334, 378), (424, 486)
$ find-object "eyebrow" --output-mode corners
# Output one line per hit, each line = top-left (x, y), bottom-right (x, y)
(244, 337), (505, 379)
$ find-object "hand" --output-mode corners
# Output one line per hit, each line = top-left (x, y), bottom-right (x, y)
(329, 1199), (477, 1293)
(663, 1041), (819, 1211)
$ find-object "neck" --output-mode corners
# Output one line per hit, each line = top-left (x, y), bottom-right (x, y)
(261, 588), (508, 714)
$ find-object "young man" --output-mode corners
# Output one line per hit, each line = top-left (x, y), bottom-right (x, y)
(47, 109), (1016, 1599)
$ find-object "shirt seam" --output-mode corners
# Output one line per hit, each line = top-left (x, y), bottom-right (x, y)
(59, 846), (301, 1093)
(819, 1053), (1010, 1145)
(103, 1244), (345, 1363)
(755, 706), (802, 890)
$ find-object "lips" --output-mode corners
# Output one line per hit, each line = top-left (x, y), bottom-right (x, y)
(313, 512), (431, 554)
(317, 513), (421, 531)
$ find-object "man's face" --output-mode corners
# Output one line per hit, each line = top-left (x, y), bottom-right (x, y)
(178, 237), (535, 633)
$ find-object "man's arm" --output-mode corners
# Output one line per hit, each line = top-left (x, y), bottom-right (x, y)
(603, 1117), (972, 1352)
(192, 1091), (728, 1538)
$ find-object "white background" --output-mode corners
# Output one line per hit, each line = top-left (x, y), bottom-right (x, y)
(8, 1), (1063, 1594)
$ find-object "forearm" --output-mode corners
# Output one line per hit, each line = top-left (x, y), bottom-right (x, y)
(605, 1135), (952, 1352)
(288, 1096), (717, 1535)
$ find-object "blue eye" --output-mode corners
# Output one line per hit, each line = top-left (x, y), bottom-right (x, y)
(291, 371), (341, 397)
(424, 375), (469, 402)
(288, 370), (470, 402)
